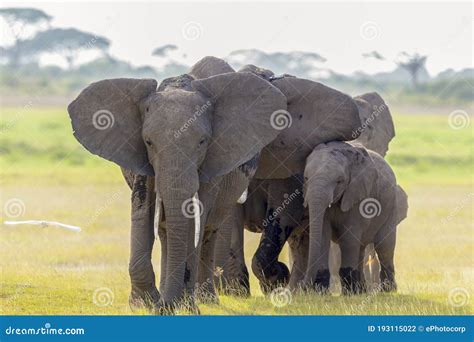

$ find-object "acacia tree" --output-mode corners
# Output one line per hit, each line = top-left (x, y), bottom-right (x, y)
(396, 52), (427, 89)
(362, 50), (428, 89)
(22, 28), (110, 69)
(0, 7), (52, 65)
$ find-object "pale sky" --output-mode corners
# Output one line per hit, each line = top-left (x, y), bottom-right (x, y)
(1, 1), (472, 76)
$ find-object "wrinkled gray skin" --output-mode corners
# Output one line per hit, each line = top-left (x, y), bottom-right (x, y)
(213, 64), (366, 294)
(301, 142), (408, 294)
(213, 66), (397, 294)
(326, 92), (395, 289)
(68, 57), (287, 313)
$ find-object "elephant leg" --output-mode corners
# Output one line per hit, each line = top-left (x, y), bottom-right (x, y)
(197, 227), (219, 303)
(357, 245), (368, 293)
(214, 204), (250, 297)
(128, 175), (161, 312)
(288, 225), (309, 290)
(198, 160), (256, 300)
(374, 227), (397, 292)
(252, 177), (304, 294)
(187, 177), (222, 306)
(252, 219), (292, 293)
(338, 234), (362, 295)
(158, 224), (167, 294)
(212, 209), (234, 294)
(226, 210), (250, 296)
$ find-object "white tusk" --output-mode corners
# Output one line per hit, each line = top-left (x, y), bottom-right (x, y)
(237, 188), (248, 204)
(154, 192), (162, 240)
(192, 192), (201, 248)
(4, 220), (81, 232)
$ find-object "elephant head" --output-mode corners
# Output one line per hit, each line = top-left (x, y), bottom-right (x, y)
(67, 57), (287, 305)
(303, 141), (377, 285)
(352, 92), (394, 157)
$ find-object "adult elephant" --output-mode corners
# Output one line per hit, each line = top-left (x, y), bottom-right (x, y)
(67, 57), (287, 313)
(212, 68), (395, 294)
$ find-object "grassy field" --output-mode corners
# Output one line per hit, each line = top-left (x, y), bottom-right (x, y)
(0, 105), (472, 315)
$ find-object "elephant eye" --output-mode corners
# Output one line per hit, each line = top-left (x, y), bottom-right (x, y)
(145, 140), (153, 147)
(199, 138), (206, 146)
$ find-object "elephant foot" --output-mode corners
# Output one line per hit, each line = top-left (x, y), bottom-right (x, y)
(358, 278), (368, 294)
(314, 269), (331, 293)
(216, 266), (251, 297)
(380, 268), (397, 292)
(299, 269), (330, 294)
(129, 285), (161, 313)
(257, 261), (290, 294)
(195, 281), (220, 304)
(224, 276), (251, 297)
(339, 267), (364, 295)
(158, 295), (201, 315)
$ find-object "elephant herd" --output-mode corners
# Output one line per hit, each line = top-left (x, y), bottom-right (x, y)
(68, 56), (408, 314)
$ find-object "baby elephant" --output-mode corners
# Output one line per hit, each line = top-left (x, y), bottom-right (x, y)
(303, 141), (407, 294)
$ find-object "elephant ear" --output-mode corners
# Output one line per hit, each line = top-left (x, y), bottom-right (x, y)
(191, 72), (287, 180)
(68, 78), (157, 176)
(255, 77), (361, 179)
(340, 145), (378, 212)
(353, 92), (395, 157)
(189, 56), (235, 79)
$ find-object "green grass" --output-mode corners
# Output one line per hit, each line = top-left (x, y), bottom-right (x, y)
(0, 106), (473, 315)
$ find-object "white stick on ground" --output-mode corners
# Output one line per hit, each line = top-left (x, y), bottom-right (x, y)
(4, 220), (81, 232)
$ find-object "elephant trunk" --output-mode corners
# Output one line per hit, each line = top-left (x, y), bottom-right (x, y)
(304, 185), (331, 290)
(155, 163), (200, 308)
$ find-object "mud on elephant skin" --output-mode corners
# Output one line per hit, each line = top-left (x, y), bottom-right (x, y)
(68, 56), (287, 313)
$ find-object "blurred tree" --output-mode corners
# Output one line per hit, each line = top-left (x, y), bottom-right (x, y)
(226, 49), (326, 78)
(21, 28), (110, 69)
(362, 50), (385, 60)
(0, 7), (52, 66)
(152, 44), (178, 57)
(395, 52), (427, 89)
(362, 50), (429, 89)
